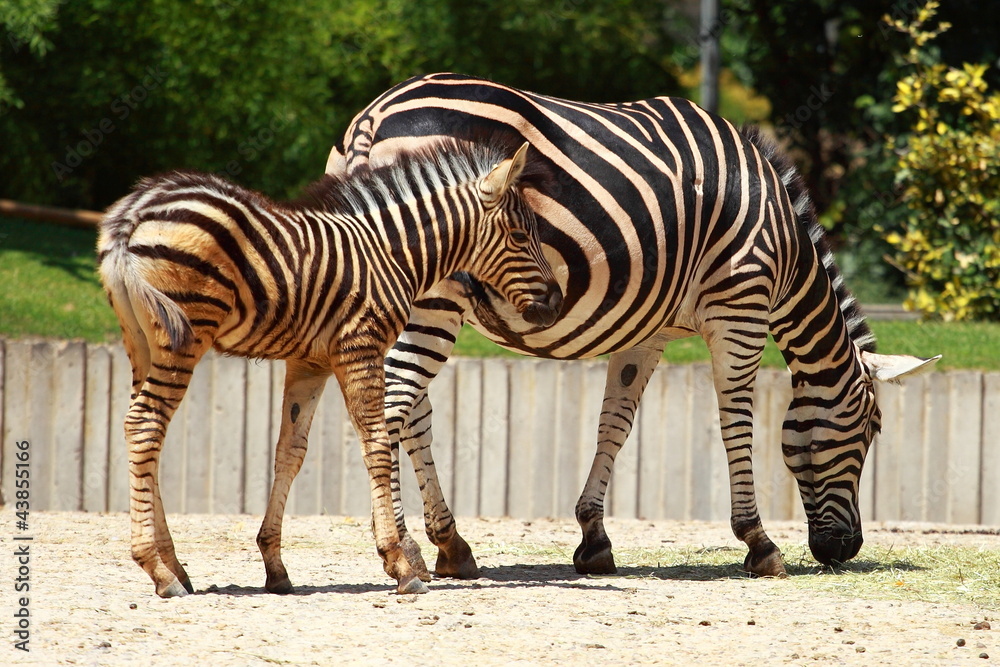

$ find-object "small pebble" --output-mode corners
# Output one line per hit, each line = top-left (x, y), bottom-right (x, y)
(463, 611), (475, 616)
(372, 601), (386, 608)
(133, 627), (146, 633)
(98, 641), (111, 649)
(856, 647), (866, 654)
(834, 626), (843, 633)
(586, 644), (605, 650)
(958, 638), (967, 647)
(980, 653), (989, 660)
(974, 621), (991, 630)
(747, 620), (755, 626)
(128, 603), (137, 610)
(843, 640), (855, 645)
(699, 620), (711, 626)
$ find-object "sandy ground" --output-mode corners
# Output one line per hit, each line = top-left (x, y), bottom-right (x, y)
(2, 510), (998, 666)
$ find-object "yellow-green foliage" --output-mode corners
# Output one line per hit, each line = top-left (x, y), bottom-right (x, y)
(884, 1), (1000, 321)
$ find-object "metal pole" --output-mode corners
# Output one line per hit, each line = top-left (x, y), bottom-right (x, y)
(699, 0), (720, 114)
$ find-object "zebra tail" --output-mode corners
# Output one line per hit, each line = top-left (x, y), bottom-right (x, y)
(739, 125), (877, 353)
(98, 191), (195, 353)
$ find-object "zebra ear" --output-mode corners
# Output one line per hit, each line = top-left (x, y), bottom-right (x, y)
(325, 144), (347, 176)
(860, 351), (941, 383)
(479, 142), (530, 206)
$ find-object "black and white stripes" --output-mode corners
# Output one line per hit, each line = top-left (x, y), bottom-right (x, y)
(99, 135), (562, 596)
(332, 73), (938, 579)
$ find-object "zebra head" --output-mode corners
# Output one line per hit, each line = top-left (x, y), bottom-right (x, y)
(783, 349), (940, 567)
(471, 142), (563, 327)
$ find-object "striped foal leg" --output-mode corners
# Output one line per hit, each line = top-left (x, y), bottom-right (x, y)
(128, 344), (211, 597)
(256, 360), (330, 594)
(574, 341), (665, 574)
(704, 318), (786, 578)
(337, 355), (428, 594)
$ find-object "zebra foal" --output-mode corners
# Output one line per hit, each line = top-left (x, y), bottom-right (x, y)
(98, 136), (562, 597)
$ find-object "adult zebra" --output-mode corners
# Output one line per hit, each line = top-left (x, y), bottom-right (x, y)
(329, 73), (939, 581)
(98, 135), (562, 597)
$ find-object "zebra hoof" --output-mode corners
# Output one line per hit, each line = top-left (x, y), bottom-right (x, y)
(435, 536), (480, 579)
(397, 575), (430, 595)
(401, 533), (433, 583)
(157, 579), (190, 598)
(265, 577), (295, 595)
(573, 541), (617, 575)
(743, 549), (787, 578)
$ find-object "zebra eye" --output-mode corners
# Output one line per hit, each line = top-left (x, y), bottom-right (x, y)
(510, 229), (530, 245)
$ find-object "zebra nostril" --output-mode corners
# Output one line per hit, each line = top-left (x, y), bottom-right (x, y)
(547, 286), (563, 315)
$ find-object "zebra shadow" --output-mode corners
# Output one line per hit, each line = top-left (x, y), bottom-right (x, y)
(193, 556), (927, 596)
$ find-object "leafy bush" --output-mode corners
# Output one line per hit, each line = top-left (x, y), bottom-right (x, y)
(884, 1), (1000, 320)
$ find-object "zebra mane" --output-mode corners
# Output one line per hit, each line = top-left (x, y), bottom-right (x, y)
(299, 133), (551, 217)
(739, 125), (877, 353)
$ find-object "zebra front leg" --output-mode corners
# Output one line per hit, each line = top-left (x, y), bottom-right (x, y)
(705, 323), (786, 578)
(574, 343), (664, 574)
(257, 360), (330, 594)
(401, 391), (479, 579)
(384, 288), (478, 579)
(339, 356), (428, 594)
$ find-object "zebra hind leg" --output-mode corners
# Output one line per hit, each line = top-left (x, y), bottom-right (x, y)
(256, 360), (331, 594)
(574, 344), (664, 574)
(127, 342), (213, 597)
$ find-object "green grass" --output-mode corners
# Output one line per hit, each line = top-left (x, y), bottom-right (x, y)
(3, 217), (999, 370)
(0, 219), (119, 342)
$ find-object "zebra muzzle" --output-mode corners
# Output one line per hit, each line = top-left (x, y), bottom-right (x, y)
(521, 284), (563, 327)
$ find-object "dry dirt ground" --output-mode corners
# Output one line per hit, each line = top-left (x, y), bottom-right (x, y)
(3, 510), (998, 666)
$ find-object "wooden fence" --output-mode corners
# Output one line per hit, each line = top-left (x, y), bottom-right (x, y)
(1, 338), (998, 526)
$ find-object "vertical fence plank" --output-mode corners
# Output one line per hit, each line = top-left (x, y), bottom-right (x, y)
(107, 345), (132, 512)
(52, 341), (85, 510)
(924, 373), (950, 523)
(636, 366), (666, 520)
(554, 362), (583, 518)
(660, 364), (692, 520)
(947, 371), (982, 524)
(1, 341), (29, 509)
(453, 358), (483, 517)
(479, 359), (510, 517)
(873, 382), (903, 522)
(506, 360), (534, 519)
(531, 360), (559, 517)
(29, 341), (55, 510)
(243, 359), (274, 515)
(83, 345), (111, 512)
(898, 374), (928, 522)
(689, 364), (725, 520)
(316, 383), (345, 515)
(981, 373), (1000, 526)
(211, 356), (247, 515)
